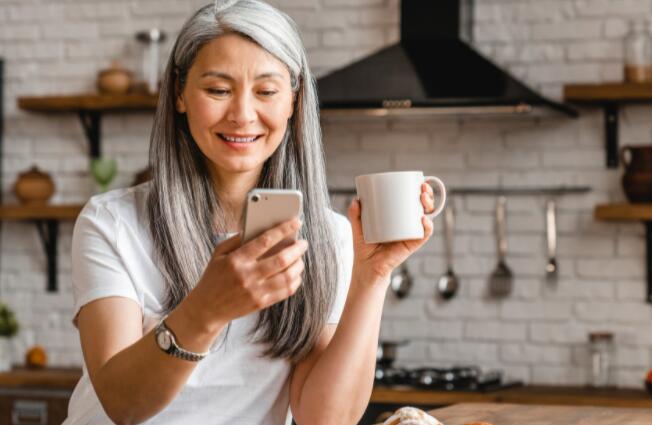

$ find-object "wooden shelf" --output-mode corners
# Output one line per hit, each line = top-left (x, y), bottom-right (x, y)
(564, 82), (652, 168)
(18, 93), (158, 112)
(17, 93), (158, 158)
(0, 204), (83, 220)
(594, 202), (652, 303)
(564, 82), (652, 103)
(594, 203), (652, 221)
(0, 204), (83, 292)
(0, 367), (82, 390)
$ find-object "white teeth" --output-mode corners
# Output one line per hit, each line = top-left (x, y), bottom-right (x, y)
(221, 134), (258, 143)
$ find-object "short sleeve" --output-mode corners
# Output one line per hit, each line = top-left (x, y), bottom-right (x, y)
(71, 199), (140, 326)
(327, 212), (354, 324)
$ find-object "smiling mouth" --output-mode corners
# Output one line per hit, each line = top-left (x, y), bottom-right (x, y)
(218, 133), (262, 143)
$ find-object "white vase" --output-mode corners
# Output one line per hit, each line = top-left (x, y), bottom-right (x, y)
(0, 337), (12, 372)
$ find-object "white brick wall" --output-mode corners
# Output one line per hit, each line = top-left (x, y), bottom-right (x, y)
(0, 0), (651, 389)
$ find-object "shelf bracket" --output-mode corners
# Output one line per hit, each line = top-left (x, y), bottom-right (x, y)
(603, 103), (619, 169)
(33, 219), (59, 292)
(647, 222), (652, 303)
(78, 111), (102, 159)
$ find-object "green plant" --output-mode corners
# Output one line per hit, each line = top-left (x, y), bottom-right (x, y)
(0, 302), (19, 338)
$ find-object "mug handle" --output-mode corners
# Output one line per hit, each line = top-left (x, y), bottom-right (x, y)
(423, 176), (447, 219)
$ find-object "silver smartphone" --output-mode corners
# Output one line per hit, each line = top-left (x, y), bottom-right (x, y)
(242, 189), (303, 257)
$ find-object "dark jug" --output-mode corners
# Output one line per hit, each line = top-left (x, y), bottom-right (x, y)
(621, 145), (652, 203)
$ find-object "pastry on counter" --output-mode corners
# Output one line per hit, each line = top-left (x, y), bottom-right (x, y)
(383, 406), (443, 425)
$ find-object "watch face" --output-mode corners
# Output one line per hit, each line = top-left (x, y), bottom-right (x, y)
(157, 330), (172, 351)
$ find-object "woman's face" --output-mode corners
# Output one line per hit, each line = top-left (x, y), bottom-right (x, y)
(176, 33), (295, 180)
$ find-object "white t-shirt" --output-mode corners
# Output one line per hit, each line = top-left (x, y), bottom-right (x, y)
(63, 183), (353, 425)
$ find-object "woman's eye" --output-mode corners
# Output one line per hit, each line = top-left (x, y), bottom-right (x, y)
(207, 88), (230, 96)
(258, 90), (278, 97)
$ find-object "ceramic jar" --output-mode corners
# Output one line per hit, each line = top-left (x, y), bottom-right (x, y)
(13, 166), (55, 205)
(97, 62), (132, 95)
(621, 145), (652, 203)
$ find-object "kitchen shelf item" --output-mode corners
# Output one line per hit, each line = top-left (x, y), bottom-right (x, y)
(564, 82), (652, 168)
(17, 93), (158, 159)
(90, 157), (117, 193)
(136, 29), (166, 94)
(488, 196), (513, 298)
(621, 145), (652, 202)
(390, 263), (412, 299)
(595, 202), (652, 303)
(96, 62), (132, 95)
(13, 166), (55, 205)
(624, 20), (652, 83)
(0, 204), (83, 292)
(588, 331), (614, 388)
(545, 199), (558, 281)
(437, 206), (459, 300)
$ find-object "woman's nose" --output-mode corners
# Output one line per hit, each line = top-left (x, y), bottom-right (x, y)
(227, 93), (256, 126)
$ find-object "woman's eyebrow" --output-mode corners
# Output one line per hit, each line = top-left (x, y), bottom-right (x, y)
(199, 71), (285, 80)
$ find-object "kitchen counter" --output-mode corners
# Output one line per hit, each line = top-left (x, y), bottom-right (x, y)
(421, 402), (652, 425)
(371, 384), (652, 408)
(0, 367), (82, 390)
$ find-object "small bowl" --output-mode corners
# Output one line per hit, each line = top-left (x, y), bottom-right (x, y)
(97, 68), (132, 95)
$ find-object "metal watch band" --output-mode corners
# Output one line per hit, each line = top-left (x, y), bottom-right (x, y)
(155, 320), (210, 362)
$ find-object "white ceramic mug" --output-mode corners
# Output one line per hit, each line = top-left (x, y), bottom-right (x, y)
(355, 171), (447, 244)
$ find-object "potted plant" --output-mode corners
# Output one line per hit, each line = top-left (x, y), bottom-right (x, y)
(0, 301), (19, 372)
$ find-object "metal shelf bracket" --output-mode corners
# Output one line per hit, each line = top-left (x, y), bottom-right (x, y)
(33, 219), (59, 292)
(78, 110), (102, 159)
(604, 103), (619, 169)
(646, 222), (652, 303)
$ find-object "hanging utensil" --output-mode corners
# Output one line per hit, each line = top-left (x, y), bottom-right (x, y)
(488, 196), (513, 298)
(545, 198), (558, 281)
(437, 206), (460, 300)
(390, 263), (412, 299)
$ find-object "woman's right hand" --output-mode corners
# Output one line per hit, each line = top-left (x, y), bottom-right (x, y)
(193, 218), (307, 326)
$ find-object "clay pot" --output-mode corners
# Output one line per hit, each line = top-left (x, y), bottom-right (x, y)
(621, 145), (652, 203)
(622, 172), (652, 203)
(13, 166), (55, 205)
(621, 145), (652, 172)
(97, 62), (132, 95)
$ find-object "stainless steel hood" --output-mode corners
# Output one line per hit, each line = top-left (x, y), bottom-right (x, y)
(317, 0), (578, 117)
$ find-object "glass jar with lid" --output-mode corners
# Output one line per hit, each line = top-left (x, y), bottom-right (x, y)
(588, 331), (614, 388)
(624, 20), (652, 83)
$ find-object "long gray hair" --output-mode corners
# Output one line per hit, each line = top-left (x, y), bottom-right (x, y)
(146, 0), (337, 362)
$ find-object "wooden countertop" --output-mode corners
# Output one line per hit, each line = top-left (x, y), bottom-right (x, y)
(371, 384), (652, 408)
(0, 367), (82, 390)
(425, 402), (652, 425)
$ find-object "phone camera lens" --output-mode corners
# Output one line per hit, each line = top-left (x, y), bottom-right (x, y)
(251, 194), (260, 203)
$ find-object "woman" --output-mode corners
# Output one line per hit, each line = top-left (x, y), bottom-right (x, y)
(65, 1), (437, 424)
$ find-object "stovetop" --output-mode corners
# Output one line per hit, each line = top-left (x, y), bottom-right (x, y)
(374, 365), (522, 392)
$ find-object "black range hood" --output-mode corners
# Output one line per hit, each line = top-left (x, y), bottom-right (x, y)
(317, 0), (578, 117)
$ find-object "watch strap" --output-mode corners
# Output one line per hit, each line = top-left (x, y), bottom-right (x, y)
(155, 320), (210, 362)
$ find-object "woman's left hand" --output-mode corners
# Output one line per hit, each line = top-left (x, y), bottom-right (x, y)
(348, 182), (437, 286)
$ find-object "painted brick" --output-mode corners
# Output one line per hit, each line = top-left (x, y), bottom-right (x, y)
(500, 301), (573, 321)
(428, 341), (499, 364)
(322, 28), (388, 47)
(465, 321), (527, 341)
(530, 21), (602, 41)
(574, 0), (650, 17)
(577, 258), (645, 279)
(500, 343), (572, 364)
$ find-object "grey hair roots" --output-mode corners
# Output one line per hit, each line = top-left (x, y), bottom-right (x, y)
(147, 0), (338, 362)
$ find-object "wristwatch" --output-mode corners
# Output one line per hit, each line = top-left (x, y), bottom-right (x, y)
(154, 320), (209, 362)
